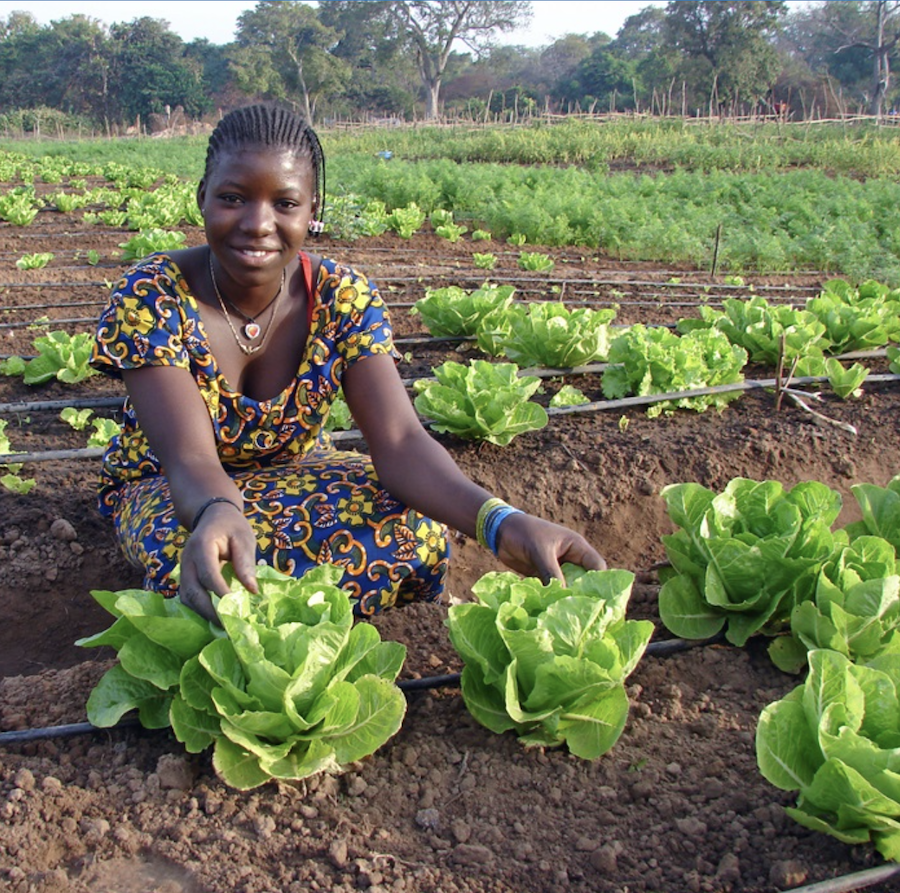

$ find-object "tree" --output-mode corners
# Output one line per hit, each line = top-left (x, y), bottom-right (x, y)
(387, 1), (533, 118)
(835, 0), (900, 117)
(317, 0), (420, 117)
(232, 1), (349, 122)
(108, 18), (209, 123)
(665, 1), (788, 109)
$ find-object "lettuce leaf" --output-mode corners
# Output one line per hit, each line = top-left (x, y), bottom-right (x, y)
(447, 566), (652, 759)
(79, 563), (407, 790)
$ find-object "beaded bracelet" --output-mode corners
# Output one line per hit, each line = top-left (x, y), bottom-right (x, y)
(483, 504), (524, 556)
(191, 497), (242, 532)
(475, 497), (507, 549)
(475, 497), (524, 556)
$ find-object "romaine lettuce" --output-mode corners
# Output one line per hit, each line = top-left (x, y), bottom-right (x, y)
(78, 564), (407, 790)
(757, 646), (900, 861)
(658, 478), (843, 647)
(447, 566), (653, 759)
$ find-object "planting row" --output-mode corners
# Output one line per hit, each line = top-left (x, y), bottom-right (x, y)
(71, 470), (900, 867)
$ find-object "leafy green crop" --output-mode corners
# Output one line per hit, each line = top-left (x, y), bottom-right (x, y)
(88, 418), (120, 448)
(386, 202), (425, 239)
(119, 228), (187, 262)
(794, 356), (869, 399)
(477, 302), (615, 369)
(413, 359), (548, 445)
(805, 279), (900, 354)
(601, 325), (746, 417)
(0, 188), (39, 225)
(518, 251), (555, 272)
(16, 252), (54, 270)
(757, 647), (900, 861)
(60, 407), (94, 431)
(550, 385), (589, 407)
(844, 475), (900, 555)
(472, 252), (497, 270)
(769, 536), (900, 673)
(658, 478), (843, 647)
(411, 283), (514, 338)
(0, 418), (35, 494)
(23, 331), (97, 385)
(78, 564), (407, 791)
(678, 297), (827, 365)
(447, 566), (653, 758)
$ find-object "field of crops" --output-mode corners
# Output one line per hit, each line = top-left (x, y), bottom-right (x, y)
(1, 123), (900, 893)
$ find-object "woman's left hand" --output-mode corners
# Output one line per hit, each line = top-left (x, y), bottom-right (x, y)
(492, 512), (606, 584)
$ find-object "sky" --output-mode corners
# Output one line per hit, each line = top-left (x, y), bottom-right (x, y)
(0, 1), (672, 48)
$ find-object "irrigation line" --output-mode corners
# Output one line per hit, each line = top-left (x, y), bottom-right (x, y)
(0, 634), (720, 747)
(0, 281), (109, 288)
(0, 300), (104, 312)
(782, 864), (900, 893)
(3, 375), (898, 467)
(0, 395), (126, 414)
(0, 316), (95, 331)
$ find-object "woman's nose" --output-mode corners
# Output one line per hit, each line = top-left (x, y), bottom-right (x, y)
(241, 202), (276, 234)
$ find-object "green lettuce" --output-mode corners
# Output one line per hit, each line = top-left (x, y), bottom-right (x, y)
(756, 647), (900, 861)
(678, 296), (827, 365)
(844, 475), (900, 555)
(413, 359), (548, 445)
(476, 301), (615, 368)
(23, 331), (97, 385)
(410, 283), (514, 337)
(658, 478), (843, 647)
(447, 567), (653, 759)
(769, 536), (900, 673)
(805, 279), (900, 354)
(78, 564), (407, 790)
(601, 325), (746, 417)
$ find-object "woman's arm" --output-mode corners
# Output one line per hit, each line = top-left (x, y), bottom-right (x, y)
(121, 365), (259, 620)
(342, 354), (605, 583)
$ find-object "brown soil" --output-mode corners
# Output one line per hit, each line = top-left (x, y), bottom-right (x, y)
(1, 211), (899, 893)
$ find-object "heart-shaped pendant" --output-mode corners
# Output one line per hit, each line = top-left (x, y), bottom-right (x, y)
(243, 322), (261, 340)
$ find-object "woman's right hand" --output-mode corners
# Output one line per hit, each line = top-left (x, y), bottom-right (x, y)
(177, 502), (259, 624)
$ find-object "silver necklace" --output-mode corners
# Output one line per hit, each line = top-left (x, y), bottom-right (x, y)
(208, 252), (285, 356)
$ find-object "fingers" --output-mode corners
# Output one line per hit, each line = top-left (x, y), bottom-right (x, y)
(495, 513), (608, 584)
(177, 520), (258, 625)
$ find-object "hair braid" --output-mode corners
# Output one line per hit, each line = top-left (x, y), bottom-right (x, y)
(204, 104), (326, 231)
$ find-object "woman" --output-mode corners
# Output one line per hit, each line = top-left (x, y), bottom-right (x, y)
(92, 104), (604, 624)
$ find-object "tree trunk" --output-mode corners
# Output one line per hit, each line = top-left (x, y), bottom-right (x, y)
(870, 0), (890, 120)
(425, 78), (441, 119)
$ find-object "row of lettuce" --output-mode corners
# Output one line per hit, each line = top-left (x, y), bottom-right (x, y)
(663, 474), (900, 862)
(410, 276), (900, 444)
(1, 275), (898, 489)
(75, 470), (900, 867)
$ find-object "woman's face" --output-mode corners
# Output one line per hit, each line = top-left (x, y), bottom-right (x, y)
(197, 146), (315, 291)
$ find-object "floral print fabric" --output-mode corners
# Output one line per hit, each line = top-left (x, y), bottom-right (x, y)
(91, 253), (448, 614)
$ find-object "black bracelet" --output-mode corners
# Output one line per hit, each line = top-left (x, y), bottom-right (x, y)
(191, 497), (242, 532)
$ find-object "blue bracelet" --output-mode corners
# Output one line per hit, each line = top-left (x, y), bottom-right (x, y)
(483, 504), (524, 556)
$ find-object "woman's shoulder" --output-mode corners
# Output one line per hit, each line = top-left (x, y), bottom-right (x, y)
(115, 250), (201, 299)
(313, 254), (375, 288)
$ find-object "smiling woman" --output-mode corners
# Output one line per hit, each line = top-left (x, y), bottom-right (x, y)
(88, 103), (604, 626)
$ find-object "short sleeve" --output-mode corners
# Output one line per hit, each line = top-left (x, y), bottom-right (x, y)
(324, 264), (398, 368)
(91, 254), (195, 379)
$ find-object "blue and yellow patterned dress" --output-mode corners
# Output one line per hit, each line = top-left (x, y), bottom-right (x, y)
(91, 252), (449, 614)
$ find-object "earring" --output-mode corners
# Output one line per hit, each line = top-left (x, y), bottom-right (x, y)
(308, 220), (324, 235)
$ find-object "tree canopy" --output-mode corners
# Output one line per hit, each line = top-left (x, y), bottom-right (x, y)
(1, 1), (899, 131)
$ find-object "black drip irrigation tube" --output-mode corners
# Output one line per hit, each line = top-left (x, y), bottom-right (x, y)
(0, 634), (720, 747)
(2, 373), (898, 468)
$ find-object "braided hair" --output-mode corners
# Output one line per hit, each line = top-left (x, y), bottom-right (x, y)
(204, 104), (325, 232)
